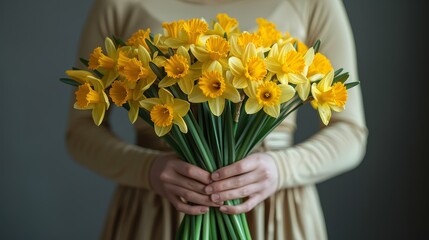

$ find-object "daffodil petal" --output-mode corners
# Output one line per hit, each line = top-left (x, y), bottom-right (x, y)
(207, 61), (222, 73)
(158, 76), (177, 88)
(244, 42), (257, 62)
(223, 84), (241, 102)
(178, 78), (194, 95)
(190, 45), (209, 62)
(279, 84), (296, 103)
(188, 86), (208, 103)
(87, 76), (105, 91)
(277, 73), (289, 85)
(318, 104), (331, 125)
(105, 37), (116, 58)
(228, 57), (244, 76)
(128, 100), (139, 123)
(295, 81), (310, 101)
(208, 98), (225, 116)
(311, 83), (322, 101)
(103, 71), (119, 88)
(92, 103), (106, 126)
(304, 47), (315, 66)
(155, 124), (172, 137)
(331, 105), (345, 112)
(164, 38), (186, 49)
(233, 76), (248, 89)
(319, 70), (334, 91)
(138, 45), (151, 64)
(173, 115), (188, 133)
(177, 46), (191, 63)
(289, 73), (307, 84)
(245, 98), (263, 114)
(173, 99), (190, 116)
(265, 58), (282, 73)
(140, 98), (161, 110)
(158, 88), (173, 105)
(264, 105), (280, 118)
(66, 70), (95, 84)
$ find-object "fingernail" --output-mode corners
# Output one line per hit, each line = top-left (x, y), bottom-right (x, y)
(212, 172), (219, 180)
(205, 186), (213, 194)
(200, 207), (208, 213)
(212, 194), (220, 201)
(220, 206), (227, 212)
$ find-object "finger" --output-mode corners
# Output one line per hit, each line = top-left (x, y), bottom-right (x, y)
(205, 171), (261, 193)
(161, 170), (207, 194)
(211, 158), (258, 181)
(210, 183), (263, 202)
(166, 184), (221, 207)
(174, 161), (212, 184)
(167, 193), (209, 215)
(219, 194), (261, 214)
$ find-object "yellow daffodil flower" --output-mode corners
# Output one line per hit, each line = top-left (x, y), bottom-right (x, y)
(265, 42), (314, 100)
(88, 37), (119, 87)
(208, 13), (240, 37)
(244, 80), (295, 118)
(126, 28), (151, 51)
(229, 32), (265, 58)
(112, 46), (157, 123)
(73, 76), (110, 126)
(310, 70), (348, 125)
(65, 70), (97, 85)
(228, 42), (267, 88)
(265, 42), (313, 85)
(159, 46), (201, 94)
(188, 62), (241, 116)
(307, 52), (333, 81)
(162, 19), (208, 49)
(256, 18), (282, 48)
(190, 35), (230, 71)
(140, 88), (190, 136)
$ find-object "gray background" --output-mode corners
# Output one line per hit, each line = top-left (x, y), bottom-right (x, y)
(0, 0), (427, 239)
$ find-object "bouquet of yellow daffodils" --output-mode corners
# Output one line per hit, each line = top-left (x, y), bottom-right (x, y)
(61, 13), (358, 240)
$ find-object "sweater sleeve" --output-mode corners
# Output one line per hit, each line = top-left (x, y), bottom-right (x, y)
(268, 0), (369, 189)
(65, 0), (160, 189)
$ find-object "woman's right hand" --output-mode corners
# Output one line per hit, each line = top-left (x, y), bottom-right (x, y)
(149, 153), (220, 215)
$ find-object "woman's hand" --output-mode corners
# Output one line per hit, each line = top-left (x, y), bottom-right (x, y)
(205, 152), (278, 214)
(149, 153), (220, 215)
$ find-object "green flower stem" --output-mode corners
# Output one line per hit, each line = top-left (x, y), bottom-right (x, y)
(215, 208), (237, 240)
(195, 214), (203, 240)
(181, 215), (190, 240)
(184, 115), (215, 172)
(202, 211), (210, 240)
(209, 208), (219, 240)
(190, 215), (195, 240)
(226, 203), (246, 240)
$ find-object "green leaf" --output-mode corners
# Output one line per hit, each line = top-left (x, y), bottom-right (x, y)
(334, 68), (343, 77)
(80, 58), (89, 67)
(59, 78), (81, 86)
(149, 62), (166, 79)
(293, 41), (298, 51)
(345, 81), (360, 89)
(313, 39), (321, 53)
(333, 72), (349, 84)
(112, 35), (126, 47)
(168, 47), (175, 57)
(145, 38), (166, 57)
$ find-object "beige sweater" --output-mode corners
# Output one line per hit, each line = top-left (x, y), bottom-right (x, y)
(66, 0), (368, 239)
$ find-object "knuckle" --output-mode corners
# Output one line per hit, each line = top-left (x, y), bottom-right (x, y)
(240, 187), (249, 197)
(159, 172), (170, 182)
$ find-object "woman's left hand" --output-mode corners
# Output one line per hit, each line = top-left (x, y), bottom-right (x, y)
(205, 152), (279, 214)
